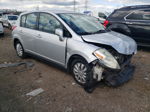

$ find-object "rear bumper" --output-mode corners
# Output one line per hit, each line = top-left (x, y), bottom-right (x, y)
(104, 65), (135, 87)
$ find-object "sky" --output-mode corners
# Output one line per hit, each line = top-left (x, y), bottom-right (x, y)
(0, 0), (149, 14)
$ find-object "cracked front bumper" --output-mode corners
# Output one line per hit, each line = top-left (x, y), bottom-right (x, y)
(104, 65), (135, 87)
(92, 56), (135, 86)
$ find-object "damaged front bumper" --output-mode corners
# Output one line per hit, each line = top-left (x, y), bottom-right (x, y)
(104, 65), (135, 87)
(92, 57), (135, 87)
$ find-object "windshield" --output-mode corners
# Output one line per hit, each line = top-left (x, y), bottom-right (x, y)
(8, 16), (18, 20)
(58, 13), (105, 35)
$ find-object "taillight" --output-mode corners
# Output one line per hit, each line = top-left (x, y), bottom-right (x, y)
(103, 20), (109, 27)
(12, 26), (17, 30)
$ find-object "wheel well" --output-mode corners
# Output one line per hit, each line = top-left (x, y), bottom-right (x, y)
(67, 54), (87, 72)
(14, 39), (20, 49)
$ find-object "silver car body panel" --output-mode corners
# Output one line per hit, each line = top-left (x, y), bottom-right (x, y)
(12, 10), (137, 69)
(66, 38), (99, 67)
(0, 23), (4, 34)
(82, 31), (137, 55)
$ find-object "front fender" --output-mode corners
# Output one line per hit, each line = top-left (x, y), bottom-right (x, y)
(66, 38), (99, 68)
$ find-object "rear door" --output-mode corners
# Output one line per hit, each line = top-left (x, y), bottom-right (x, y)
(19, 13), (39, 52)
(125, 9), (150, 45)
(35, 12), (67, 66)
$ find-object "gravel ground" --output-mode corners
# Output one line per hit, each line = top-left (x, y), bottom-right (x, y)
(0, 28), (150, 112)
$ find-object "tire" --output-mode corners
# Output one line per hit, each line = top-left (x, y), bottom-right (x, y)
(71, 58), (95, 93)
(15, 41), (26, 58)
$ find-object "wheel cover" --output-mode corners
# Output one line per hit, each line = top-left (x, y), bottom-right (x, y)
(73, 62), (87, 84)
(16, 43), (23, 57)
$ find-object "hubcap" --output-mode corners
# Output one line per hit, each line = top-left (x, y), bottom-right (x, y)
(73, 62), (87, 84)
(16, 43), (23, 57)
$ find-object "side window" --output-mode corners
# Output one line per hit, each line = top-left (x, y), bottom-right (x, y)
(26, 13), (38, 29)
(39, 13), (62, 34)
(143, 10), (150, 20)
(20, 15), (26, 27)
(110, 11), (129, 19)
(126, 10), (150, 20)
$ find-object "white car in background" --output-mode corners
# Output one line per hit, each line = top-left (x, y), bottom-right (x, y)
(0, 22), (4, 35)
(1, 15), (18, 29)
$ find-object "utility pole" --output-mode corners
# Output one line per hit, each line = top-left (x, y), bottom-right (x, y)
(85, 0), (88, 11)
(74, 0), (76, 12)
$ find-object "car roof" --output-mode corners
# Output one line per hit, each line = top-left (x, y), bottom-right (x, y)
(21, 10), (77, 15)
(118, 5), (150, 11)
(5, 14), (18, 16)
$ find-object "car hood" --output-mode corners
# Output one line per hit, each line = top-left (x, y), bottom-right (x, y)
(82, 31), (137, 55)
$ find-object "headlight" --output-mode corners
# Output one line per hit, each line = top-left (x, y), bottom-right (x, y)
(93, 48), (120, 69)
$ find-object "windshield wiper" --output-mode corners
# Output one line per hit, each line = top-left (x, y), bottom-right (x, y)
(91, 30), (106, 34)
(79, 32), (93, 35)
(80, 30), (106, 35)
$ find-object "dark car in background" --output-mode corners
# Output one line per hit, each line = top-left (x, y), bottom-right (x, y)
(104, 5), (150, 46)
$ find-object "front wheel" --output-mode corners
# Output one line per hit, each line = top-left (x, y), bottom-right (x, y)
(71, 58), (95, 93)
(15, 41), (26, 58)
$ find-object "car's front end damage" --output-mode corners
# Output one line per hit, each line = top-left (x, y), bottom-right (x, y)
(81, 31), (137, 91)
(91, 48), (135, 87)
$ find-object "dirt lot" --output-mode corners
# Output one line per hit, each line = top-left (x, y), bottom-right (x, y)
(0, 29), (150, 112)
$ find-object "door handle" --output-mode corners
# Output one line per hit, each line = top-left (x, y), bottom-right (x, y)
(37, 34), (42, 38)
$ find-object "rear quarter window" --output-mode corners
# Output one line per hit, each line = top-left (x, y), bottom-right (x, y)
(25, 13), (38, 30)
(126, 10), (150, 20)
(109, 10), (129, 20)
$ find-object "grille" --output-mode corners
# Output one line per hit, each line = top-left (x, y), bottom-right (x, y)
(109, 50), (132, 65)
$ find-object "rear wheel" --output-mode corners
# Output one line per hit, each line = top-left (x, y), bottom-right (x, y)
(71, 58), (95, 93)
(15, 41), (26, 58)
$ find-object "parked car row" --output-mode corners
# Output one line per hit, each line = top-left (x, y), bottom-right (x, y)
(0, 14), (18, 29)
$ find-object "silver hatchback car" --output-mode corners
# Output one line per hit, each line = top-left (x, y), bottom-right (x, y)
(12, 10), (137, 92)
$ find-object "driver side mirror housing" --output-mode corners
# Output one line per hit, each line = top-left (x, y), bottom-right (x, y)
(55, 28), (64, 41)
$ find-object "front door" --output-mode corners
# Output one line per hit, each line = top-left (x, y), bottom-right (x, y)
(35, 13), (67, 66)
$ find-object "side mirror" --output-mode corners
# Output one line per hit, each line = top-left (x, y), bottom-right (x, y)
(55, 28), (64, 41)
